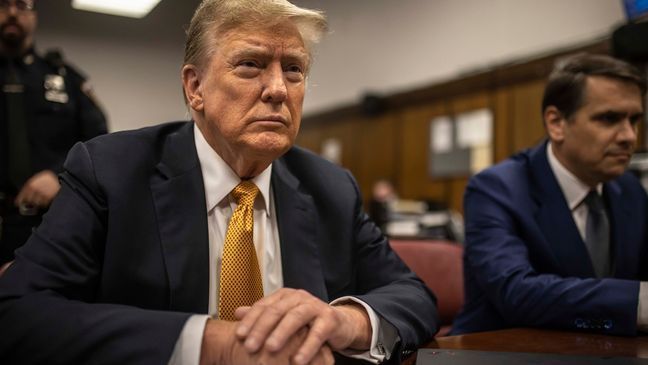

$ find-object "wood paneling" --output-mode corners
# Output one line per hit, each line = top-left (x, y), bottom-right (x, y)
(398, 102), (449, 203)
(298, 38), (643, 215)
(510, 80), (547, 153)
(493, 88), (513, 163)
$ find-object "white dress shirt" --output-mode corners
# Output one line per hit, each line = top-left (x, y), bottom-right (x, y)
(546, 142), (648, 331)
(168, 125), (397, 364)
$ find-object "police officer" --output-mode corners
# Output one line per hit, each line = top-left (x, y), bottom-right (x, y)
(0, 0), (107, 264)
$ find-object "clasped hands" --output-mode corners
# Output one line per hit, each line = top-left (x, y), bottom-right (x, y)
(201, 288), (372, 365)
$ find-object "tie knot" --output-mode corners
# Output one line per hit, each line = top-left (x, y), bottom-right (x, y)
(584, 190), (605, 212)
(231, 181), (259, 206)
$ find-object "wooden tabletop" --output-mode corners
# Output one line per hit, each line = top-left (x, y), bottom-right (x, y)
(402, 328), (648, 365)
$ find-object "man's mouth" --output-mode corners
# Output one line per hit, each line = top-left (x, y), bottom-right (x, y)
(1, 22), (23, 36)
(252, 115), (288, 125)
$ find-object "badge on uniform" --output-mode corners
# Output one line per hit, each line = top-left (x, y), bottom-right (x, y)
(44, 74), (69, 104)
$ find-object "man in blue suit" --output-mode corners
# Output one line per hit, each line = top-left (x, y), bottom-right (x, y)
(0, 1), (438, 364)
(453, 53), (648, 336)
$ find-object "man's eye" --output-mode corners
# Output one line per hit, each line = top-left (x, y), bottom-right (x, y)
(595, 113), (623, 124)
(285, 65), (303, 74)
(239, 61), (259, 68)
(630, 114), (644, 125)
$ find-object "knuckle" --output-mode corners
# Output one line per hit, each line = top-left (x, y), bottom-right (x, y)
(309, 326), (329, 341)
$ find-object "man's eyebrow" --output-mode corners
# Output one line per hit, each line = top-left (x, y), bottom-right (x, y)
(228, 47), (273, 59)
(282, 51), (309, 64)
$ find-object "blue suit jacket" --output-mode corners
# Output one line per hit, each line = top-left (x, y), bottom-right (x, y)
(453, 141), (648, 335)
(0, 122), (438, 364)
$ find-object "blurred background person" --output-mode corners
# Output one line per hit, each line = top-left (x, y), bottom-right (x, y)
(368, 178), (398, 231)
(0, 0), (107, 264)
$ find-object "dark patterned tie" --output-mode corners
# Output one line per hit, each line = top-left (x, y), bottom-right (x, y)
(584, 190), (610, 277)
(218, 181), (263, 320)
(4, 59), (30, 189)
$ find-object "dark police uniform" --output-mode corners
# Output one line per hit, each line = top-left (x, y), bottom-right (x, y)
(0, 47), (107, 264)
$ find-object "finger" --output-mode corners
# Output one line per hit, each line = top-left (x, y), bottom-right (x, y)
(292, 315), (337, 365)
(241, 292), (306, 352)
(234, 306), (252, 320)
(318, 345), (335, 365)
(14, 186), (30, 206)
(301, 343), (334, 365)
(265, 301), (324, 352)
(19, 190), (37, 207)
(235, 291), (288, 339)
(25, 191), (40, 207)
(34, 194), (48, 208)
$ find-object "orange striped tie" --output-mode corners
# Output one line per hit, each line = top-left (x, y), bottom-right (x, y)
(218, 181), (264, 320)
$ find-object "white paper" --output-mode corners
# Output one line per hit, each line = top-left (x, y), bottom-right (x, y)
(430, 116), (453, 153)
(456, 109), (493, 148)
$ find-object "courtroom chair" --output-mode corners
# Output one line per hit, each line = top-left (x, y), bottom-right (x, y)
(389, 240), (464, 336)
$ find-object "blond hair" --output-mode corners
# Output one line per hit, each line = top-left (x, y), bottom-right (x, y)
(184, 0), (327, 70)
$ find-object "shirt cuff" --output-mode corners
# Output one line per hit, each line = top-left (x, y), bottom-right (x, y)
(168, 314), (210, 365)
(330, 296), (400, 364)
(638, 282), (648, 332)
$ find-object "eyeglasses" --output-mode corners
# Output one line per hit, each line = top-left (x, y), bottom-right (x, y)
(0, 0), (34, 12)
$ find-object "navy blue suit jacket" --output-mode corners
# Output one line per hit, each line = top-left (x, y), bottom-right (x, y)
(0, 122), (438, 364)
(453, 141), (648, 335)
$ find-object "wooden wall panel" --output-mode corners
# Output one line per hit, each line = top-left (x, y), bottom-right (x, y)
(493, 88), (513, 163)
(353, 113), (399, 203)
(296, 125), (321, 154)
(446, 92), (492, 212)
(510, 80), (547, 153)
(398, 102), (449, 203)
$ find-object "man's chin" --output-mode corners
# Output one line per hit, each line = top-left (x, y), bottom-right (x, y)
(600, 167), (628, 182)
(0, 34), (25, 50)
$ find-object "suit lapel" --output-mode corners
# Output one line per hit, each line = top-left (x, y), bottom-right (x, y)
(529, 142), (595, 277)
(150, 122), (210, 313)
(272, 156), (328, 301)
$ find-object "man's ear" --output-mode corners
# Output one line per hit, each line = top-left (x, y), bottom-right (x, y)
(544, 106), (566, 143)
(182, 65), (204, 112)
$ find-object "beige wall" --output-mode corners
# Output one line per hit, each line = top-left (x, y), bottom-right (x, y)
(37, 0), (627, 131)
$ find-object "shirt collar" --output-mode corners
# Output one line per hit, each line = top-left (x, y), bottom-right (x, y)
(546, 141), (602, 210)
(194, 124), (272, 215)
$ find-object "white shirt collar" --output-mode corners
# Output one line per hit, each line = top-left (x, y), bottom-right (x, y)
(546, 141), (602, 210)
(193, 124), (272, 215)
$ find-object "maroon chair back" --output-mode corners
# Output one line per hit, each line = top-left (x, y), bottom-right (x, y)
(389, 240), (464, 336)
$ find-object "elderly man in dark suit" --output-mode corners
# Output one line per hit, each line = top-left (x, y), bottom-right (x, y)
(453, 53), (648, 336)
(0, 1), (438, 364)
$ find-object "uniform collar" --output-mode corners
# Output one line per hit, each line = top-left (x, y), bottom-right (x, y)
(0, 45), (36, 67)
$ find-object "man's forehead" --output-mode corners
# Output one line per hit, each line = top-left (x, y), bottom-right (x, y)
(580, 76), (644, 112)
(219, 28), (307, 58)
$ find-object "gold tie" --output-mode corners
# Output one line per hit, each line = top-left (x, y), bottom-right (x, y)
(218, 181), (264, 320)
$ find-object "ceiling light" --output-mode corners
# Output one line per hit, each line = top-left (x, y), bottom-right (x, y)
(71, 0), (162, 19)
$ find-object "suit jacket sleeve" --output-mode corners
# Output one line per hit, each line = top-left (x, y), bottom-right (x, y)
(342, 170), (439, 362)
(463, 170), (641, 335)
(0, 142), (190, 364)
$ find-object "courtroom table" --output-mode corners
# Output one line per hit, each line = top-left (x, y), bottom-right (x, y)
(401, 328), (648, 365)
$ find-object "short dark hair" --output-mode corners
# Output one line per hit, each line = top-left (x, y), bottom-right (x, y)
(541, 53), (647, 119)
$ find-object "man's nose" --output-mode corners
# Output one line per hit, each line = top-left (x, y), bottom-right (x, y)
(7, 3), (19, 16)
(261, 64), (288, 104)
(617, 118), (638, 145)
